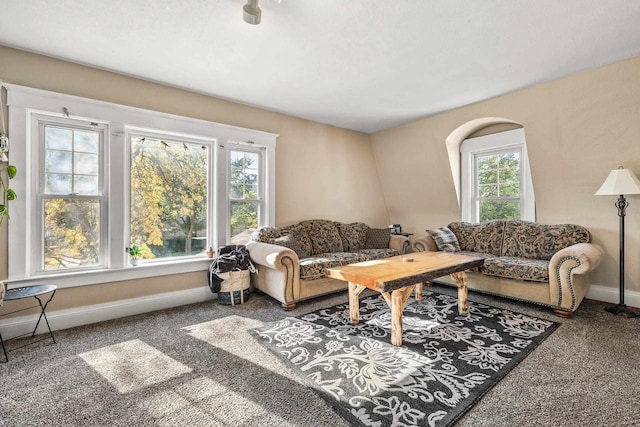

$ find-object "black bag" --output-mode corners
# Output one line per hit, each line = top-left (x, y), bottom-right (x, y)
(207, 245), (256, 293)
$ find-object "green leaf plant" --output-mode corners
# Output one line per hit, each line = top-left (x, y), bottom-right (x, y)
(0, 163), (17, 225)
(128, 244), (145, 259)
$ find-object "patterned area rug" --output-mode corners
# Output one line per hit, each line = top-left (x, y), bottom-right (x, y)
(252, 291), (559, 427)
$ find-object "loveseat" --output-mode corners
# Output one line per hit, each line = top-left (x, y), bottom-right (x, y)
(247, 219), (410, 310)
(411, 220), (604, 317)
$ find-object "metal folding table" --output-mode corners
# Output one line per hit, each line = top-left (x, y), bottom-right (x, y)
(0, 284), (57, 363)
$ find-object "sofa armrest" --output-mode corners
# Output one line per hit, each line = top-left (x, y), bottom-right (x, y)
(549, 242), (604, 312)
(246, 241), (300, 306)
(390, 234), (411, 254)
(411, 234), (438, 252)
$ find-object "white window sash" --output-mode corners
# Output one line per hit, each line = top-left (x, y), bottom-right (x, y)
(34, 115), (109, 275)
(461, 128), (535, 222)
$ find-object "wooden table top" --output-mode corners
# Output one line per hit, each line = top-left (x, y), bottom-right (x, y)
(327, 251), (484, 293)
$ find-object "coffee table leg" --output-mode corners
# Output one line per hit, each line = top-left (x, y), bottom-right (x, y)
(414, 283), (423, 301)
(450, 271), (469, 315)
(389, 286), (416, 347)
(348, 282), (366, 324)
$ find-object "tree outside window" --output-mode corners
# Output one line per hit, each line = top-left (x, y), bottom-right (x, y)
(229, 150), (260, 240)
(475, 151), (521, 221)
(130, 136), (208, 259)
(43, 125), (102, 270)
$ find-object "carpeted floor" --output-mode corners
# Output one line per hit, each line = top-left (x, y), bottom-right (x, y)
(1, 285), (639, 426)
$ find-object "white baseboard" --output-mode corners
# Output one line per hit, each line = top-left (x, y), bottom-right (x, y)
(586, 283), (640, 308)
(0, 286), (216, 341)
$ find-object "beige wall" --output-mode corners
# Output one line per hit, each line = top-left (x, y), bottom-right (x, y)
(370, 55), (640, 293)
(0, 45), (389, 312)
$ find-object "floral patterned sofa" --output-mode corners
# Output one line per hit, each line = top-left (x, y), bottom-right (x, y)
(411, 220), (604, 317)
(246, 219), (410, 310)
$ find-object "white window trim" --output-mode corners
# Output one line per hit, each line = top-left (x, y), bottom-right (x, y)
(461, 128), (535, 222)
(35, 115), (109, 275)
(5, 83), (277, 289)
(218, 143), (267, 245)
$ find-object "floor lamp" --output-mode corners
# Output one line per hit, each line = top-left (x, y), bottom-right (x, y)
(595, 166), (640, 317)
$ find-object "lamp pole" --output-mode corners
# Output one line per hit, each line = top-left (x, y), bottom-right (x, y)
(606, 194), (638, 316)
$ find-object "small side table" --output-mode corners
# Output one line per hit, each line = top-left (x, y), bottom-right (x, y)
(0, 284), (57, 363)
(392, 232), (414, 237)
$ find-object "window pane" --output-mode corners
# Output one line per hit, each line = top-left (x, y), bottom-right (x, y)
(45, 150), (72, 173)
(44, 199), (100, 270)
(499, 152), (520, 168)
(477, 155), (498, 172)
(45, 127), (72, 150)
(230, 184), (244, 199)
(230, 150), (259, 199)
(478, 170), (497, 185)
(74, 153), (99, 175)
(130, 137), (208, 259)
(500, 182), (520, 197)
(479, 199), (520, 222)
(74, 130), (99, 153)
(230, 201), (258, 240)
(478, 184), (498, 197)
(74, 175), (99, 195)
(45, 173), (72, 194)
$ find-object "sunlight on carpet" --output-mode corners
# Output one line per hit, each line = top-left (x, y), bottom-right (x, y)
(79, 339), (191, 394)
(137, 376), (288, 426)
(183, 315), (309, 384)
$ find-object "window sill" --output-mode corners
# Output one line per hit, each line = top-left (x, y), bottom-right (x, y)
(5, 257), (213, 290)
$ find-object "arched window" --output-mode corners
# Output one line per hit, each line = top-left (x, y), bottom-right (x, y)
(460, 128), (535, 222)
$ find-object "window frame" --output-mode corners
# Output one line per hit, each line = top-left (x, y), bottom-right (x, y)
(126, 128), (215, 263)
(222, 144), (266, 244)
(36, 115), (109, 274)
(461, 128), (535, 223)
(6, 83), (277, 288)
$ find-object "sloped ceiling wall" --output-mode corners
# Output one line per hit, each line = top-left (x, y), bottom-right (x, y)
(370, 55), (640, 296)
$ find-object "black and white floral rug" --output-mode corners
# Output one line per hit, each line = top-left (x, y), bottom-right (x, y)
(252, 291), (559, 427)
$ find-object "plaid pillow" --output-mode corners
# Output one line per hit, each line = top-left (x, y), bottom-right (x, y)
(427, 227), (460, 252)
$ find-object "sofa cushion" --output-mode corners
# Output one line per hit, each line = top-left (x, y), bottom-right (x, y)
(501, 221), (591, 260)
(282, 223), (313, 258)
(448, 221), (505, 256)
(427, 227), (461, 252)
(353, 248), (400, 260)
(336, 222), (369, 251)
(299, 252), (365, 279)
(480, 256), (550, 283)
(364, 228), (391, 249)
(300, 219), (344, 255)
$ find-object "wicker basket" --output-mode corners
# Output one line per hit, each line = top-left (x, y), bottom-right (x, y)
(218, 269), (250, 305)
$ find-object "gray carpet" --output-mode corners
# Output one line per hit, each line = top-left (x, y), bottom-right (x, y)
(1, 285), (639, 426)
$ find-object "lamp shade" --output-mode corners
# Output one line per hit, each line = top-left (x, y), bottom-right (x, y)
(595, 167), (640, 196)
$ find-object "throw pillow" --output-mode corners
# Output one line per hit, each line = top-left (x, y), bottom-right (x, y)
(300, 219), (344, 255)
(267, 235), (308, 259)
(364, 228), (391, 249)
(428, 227), (461, 253)
(336, 222), (368, 251)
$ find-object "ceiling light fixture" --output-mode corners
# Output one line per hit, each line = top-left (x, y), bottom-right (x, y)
(243, 0), (261, 25)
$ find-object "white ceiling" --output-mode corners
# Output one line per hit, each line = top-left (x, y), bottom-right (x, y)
(1, 0), (640, 133)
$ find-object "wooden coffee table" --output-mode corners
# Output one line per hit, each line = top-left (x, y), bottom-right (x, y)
(327, 251), (484, 346)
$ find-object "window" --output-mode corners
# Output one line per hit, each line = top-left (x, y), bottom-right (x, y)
(38, 118), (107, 272)
(461, 128), (535, 222)
(130, 134), (209, 259)
(228, 149), (262, 242)
(6, 83), (276, 287)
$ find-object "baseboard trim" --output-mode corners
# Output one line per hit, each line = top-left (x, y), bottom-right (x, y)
(586, 283), (640, 308)
(0, 286), (216, 340)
